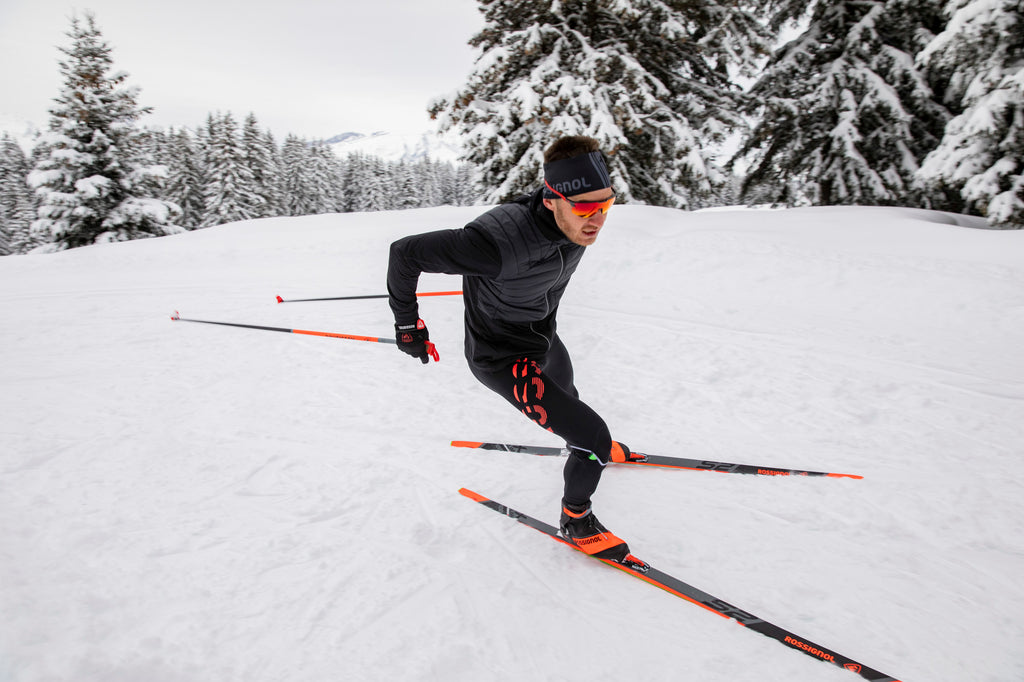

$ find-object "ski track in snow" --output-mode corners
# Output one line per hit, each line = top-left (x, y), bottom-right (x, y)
(1, 205), (1022, 682)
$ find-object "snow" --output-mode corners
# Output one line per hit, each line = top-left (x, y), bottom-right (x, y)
(1, 204), (1022, 682)
(73, 175), (111, 199)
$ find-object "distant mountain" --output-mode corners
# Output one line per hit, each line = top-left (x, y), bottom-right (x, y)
(0, 114), (467, 166)
(323, 130), (463, 164)
(323, 132), (367, 145)
(0, 113), (42, 152)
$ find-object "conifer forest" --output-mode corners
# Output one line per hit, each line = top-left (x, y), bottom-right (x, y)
(1, 1), (1021, 254)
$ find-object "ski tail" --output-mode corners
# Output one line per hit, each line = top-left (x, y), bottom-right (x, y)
(452, 440), (566, 456)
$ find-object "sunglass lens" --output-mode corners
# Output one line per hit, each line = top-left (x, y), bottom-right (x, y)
(571, 197), (615, 217)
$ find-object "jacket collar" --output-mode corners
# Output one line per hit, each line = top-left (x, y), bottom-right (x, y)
(528, 186), (570, 244)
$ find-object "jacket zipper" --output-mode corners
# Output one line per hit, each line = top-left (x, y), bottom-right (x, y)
(530, 245), (566, 350)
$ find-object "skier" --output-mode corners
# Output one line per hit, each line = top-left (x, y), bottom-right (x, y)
(387, 135), (643, 563)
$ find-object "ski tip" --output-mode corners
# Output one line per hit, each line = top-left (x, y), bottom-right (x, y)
(458, 488), (489, 503)
(828, 473), (864, 480)
(451, 440), (483, 449)
(276, 295), (284, 303)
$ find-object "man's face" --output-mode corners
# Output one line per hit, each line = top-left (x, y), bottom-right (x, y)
(543, 187), (614, 246)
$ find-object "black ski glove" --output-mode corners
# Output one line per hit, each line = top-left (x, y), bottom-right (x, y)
(395, 319), (439, 364)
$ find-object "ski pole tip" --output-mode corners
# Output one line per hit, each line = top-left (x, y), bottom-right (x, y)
(276, 295), (284, 303)
(170, 311), (180, 321)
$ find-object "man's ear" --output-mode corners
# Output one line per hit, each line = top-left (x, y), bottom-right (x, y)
(542, 197), (556, 211)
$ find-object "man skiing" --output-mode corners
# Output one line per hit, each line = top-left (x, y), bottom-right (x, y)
(387, 136), (642, 564)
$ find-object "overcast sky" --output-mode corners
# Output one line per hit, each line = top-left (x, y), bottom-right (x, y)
(0, 0), (483, 140)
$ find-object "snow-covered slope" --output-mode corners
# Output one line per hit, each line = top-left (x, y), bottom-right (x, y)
(1, 205), (1022, 682)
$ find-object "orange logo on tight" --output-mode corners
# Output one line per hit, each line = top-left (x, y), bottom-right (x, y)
(521, 405), (549, 427)
(531, 376), (545, 399)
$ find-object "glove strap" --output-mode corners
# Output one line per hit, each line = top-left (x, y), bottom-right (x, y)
(396, 319), (426, 344)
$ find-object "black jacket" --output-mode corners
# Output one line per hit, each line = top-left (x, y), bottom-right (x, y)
(388, 187), (585, 370)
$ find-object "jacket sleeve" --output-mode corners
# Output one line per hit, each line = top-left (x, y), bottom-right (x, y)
(387, 226), (501, 324)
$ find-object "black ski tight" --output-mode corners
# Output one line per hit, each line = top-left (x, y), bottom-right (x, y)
(470, 335), (611, 507)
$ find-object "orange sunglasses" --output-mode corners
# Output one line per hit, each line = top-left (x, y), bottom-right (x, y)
(545, 181), (616, 217)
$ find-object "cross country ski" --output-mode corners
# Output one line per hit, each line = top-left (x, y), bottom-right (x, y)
(451, 440), (863, 479)
(459, 488), (901, 682)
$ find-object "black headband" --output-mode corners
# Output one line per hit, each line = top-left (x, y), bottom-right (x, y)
(543, 150), (611, 198)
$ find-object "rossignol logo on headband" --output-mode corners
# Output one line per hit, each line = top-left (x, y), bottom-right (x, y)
(551, 177), (593, 194)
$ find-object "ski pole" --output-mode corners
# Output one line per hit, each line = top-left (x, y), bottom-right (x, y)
(275, 290), (462, 304)
(170, 310), (423, 349)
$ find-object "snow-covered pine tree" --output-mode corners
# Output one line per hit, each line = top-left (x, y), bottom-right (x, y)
(454, 163), (480, 205)
(201, 112), (262, 227)
(133, 127), (171, 200)
(29, 13), (180, 249)
(336, 154), (359, 214)
(338, 153), (390, 212)
(164, 128), (207, 229)
(413, 158), (441, 208)
(279, 134), (315, 217)
(0, 140), (11, 250)
(337, 153), (367, 213)
(262, 129), (285, 215)
(242, 113), (282, 218)
(306, 143), (343, 214)
(430, 0), (771, 207)
(365, 157), (395, 211)
(0, 134), (39, 254)
(393, 161), (422, 210)
(431, 160), (458, 206)
(918, 0), (1024, 227)
(426, 158), (469, 207)
(736, 0), (951, 207)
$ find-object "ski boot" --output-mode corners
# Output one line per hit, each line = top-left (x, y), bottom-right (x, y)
(560, 500), (649, 572)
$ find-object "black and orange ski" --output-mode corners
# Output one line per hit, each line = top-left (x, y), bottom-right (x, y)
(452, 441), (863, 479)
(459, 488), (900, 682)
